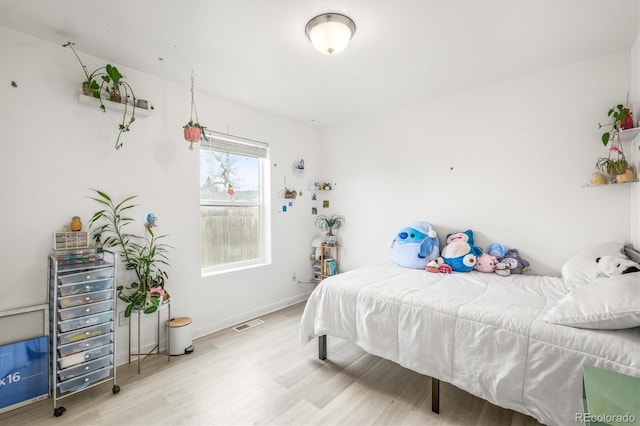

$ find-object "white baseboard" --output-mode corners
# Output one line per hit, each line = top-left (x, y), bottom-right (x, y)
(192, 291), (312, 339)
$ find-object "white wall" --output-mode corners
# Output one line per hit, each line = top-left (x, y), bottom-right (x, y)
(630, 27), (640, 249)
(0, 23), (638, 364)
(0, 27), (321, 363)
(320, 51), (634, 277)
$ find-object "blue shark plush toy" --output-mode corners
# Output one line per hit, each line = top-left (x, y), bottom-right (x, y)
(390, 221), (440, 269)
(441, 229), (483, 272)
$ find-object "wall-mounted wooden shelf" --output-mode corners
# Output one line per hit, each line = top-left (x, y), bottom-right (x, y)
(77, 94), (152, 117)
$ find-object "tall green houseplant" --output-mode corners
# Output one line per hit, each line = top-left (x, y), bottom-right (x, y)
(88, 190), (173, 317)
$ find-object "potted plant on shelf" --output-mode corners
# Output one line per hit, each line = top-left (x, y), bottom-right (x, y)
(598, 104), (634, 145)
(88, 190), (173, 317)
(314, 213), (345, 246)
(63, 41), (142, 150)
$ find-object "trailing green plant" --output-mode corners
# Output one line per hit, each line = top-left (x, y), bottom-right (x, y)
(314, 213), (345, 236)
(63, 41), (141, 150)
(598, 104), (630, 146)
(88, 190), (173, 317)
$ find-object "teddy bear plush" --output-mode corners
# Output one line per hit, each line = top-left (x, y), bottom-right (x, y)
(390, 221), (440, 269)
(501, 248), (530, 274)
(474, 253), (499, 273)
(440, 229), (483, 272)
(596, 255), (640, 276)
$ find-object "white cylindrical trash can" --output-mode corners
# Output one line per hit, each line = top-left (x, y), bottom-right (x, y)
(167, 317), (193, 355)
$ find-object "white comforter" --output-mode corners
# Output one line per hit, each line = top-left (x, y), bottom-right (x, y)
(300, 262), (640, 426)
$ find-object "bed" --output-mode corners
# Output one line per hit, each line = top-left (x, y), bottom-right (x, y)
(300, 244), (640, 426)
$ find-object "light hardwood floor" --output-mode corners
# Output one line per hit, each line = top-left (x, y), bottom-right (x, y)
(0, 302), (541, 426)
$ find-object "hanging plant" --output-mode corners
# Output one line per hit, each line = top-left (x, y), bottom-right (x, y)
(63, 41), (144, 150)
(595, 129), (628, 176)
(183, 71), (208, 150)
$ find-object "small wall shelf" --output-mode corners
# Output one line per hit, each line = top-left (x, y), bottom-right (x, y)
(619, 127), (640, 143)
(77, 94), (152, 117)
(582, 180), (639, 188)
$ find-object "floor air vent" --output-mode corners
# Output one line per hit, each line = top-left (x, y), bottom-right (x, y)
(232, 318), (265, 332)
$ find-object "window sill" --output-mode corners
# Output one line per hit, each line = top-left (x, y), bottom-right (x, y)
(201, 259), (271, 277)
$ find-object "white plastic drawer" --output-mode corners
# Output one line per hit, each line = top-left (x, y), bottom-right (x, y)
(58, 322), (113, 345)
(58, 300), (113, 321)
(58, 278), (112, 296)
(58, 289), (112, 309)
(57, 366), (112, 395)
(58, 333), (113, 357)
(58, 344), (113, 369)
(58, 311), (113, 333)
(58, 267), (113, 285)
(58, 355), (113, 381)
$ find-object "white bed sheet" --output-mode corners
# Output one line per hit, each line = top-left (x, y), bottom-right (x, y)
(300, 262), (640, 426)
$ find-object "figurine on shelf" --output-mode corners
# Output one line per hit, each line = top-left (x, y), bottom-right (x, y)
(70, 216), (82, 231)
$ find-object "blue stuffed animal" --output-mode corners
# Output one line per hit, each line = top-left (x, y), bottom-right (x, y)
(390, 221), (440, 269)
(441, 229), (483, 272)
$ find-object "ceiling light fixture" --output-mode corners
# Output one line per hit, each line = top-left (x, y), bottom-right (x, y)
(305, 13), (356, 55)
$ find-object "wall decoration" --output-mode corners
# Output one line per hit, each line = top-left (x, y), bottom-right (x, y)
(292, 159), (305, 175)
(145, 213), (158, 228)
(323, 200), (330, 208)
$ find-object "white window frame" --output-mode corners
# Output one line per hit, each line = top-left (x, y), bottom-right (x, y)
(200, 130), (271, 276)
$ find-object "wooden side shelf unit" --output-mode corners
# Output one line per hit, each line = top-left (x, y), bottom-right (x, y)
(312, 243), (340, 283)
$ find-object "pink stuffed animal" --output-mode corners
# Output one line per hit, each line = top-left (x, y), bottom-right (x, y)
(474, 253), (498, 273)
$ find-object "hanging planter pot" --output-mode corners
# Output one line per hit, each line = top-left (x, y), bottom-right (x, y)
(183, 71), (207, 150)
(183, 122), (203, 144)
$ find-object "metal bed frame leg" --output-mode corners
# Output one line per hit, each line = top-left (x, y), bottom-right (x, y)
(318, 335), (327, 360)
(432, 377), (440, 414)
(316, 335), (439, 414)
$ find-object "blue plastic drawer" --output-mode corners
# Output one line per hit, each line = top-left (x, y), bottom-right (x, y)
(57, 333), (113, 357)
(58, 300), (113, 321)
(58, 267), (113, 285)
(58, 322), (113, 345)
(57, 366), (112, 395)
(58, 278), (112, 296)
(58, 311), (113, 333)
(58, 289), (112, 309)
(58, 343), (113, 369)
(57, 355), (113, 381)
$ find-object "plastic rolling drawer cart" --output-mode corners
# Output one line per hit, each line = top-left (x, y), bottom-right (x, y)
(48, 250), (119, 417)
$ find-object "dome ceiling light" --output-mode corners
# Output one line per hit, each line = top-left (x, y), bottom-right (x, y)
(305, 13), (356, 55)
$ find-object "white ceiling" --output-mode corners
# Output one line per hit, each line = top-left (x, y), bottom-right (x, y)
(0, 0), (638, 127)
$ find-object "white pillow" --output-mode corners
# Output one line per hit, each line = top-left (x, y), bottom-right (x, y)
(561, 241), (626, 290)
(544, 272), (640, 329)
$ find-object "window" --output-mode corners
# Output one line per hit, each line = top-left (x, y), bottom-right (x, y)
(200, 131), (270, 273)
